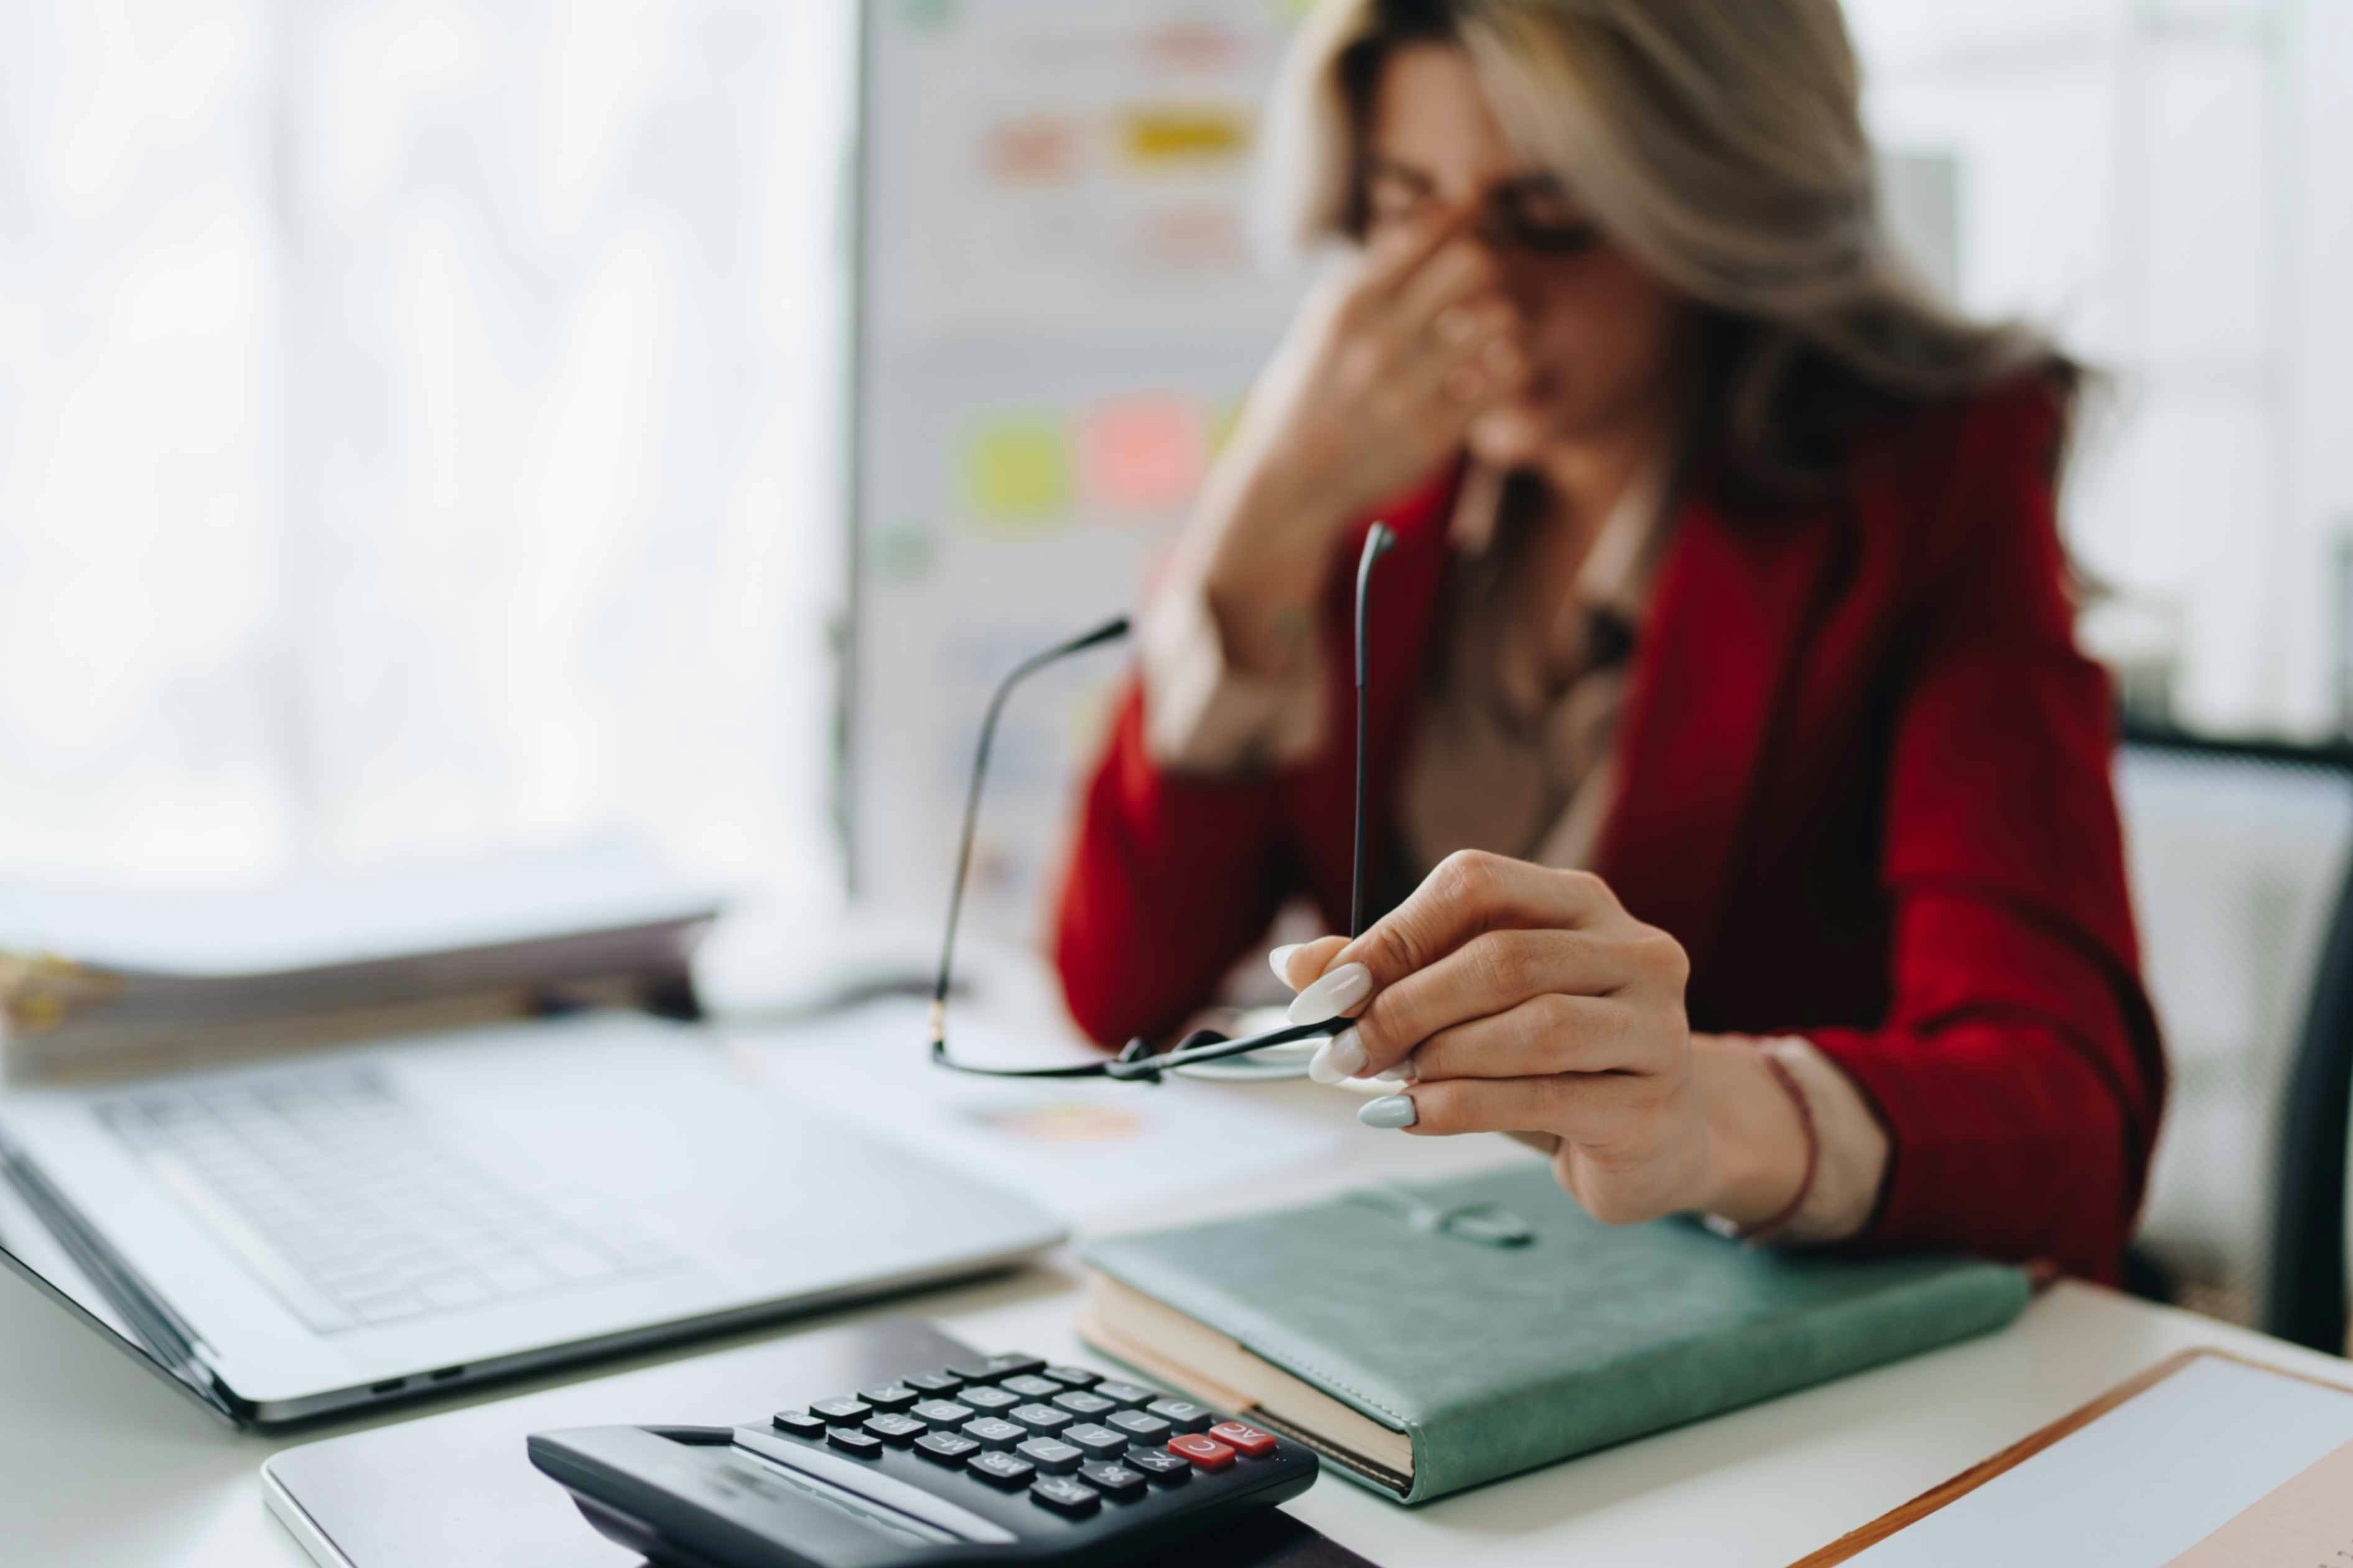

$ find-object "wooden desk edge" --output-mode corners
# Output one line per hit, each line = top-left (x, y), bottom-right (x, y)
(1788, 1346), (2353, 1566)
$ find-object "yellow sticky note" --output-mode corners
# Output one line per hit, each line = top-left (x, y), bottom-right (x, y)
(1120, 106), (1249, 168)
(1205, 396), (1244, 460)
(962, 415), (1071, 531)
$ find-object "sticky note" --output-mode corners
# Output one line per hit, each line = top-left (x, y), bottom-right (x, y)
(962, 415), (1071, 531)
(1204, 396), (1244, 460)
(897, 0), (956, 33)
(985, 116), (1079, 184)
(1119, 106), (1249, 168)
(1142, 22), (1246, 72)
(871, 521), (936, 582)
(1138, 201), (1246, 266)
(1078, 395), (1206, 516)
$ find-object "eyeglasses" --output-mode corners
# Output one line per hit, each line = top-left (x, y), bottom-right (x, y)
(929, 524), (1398, 1084)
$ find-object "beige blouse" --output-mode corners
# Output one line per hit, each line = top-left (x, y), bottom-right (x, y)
(1135, 463), (1888, 1244)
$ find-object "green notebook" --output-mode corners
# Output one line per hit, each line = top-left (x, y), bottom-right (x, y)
(1078, 1162), (2029, 1505)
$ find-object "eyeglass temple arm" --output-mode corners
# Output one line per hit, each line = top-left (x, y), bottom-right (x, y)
(933, 521), (1391, 1079)
(1351, 523), (1395, 940)
(930, 616), (1131, 1058)
(1135, 523), (1392, 1077)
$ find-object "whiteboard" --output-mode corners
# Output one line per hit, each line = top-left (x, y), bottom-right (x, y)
(846, 0), (1309, 941)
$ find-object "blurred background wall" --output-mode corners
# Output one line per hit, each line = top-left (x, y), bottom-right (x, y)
(1, 1), (855, 889)
(2, 0), (2347, 919)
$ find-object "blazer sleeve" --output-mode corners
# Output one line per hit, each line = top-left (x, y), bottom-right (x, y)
(1051, 680), (1298, 1046)
(1804, 389), (2168, 1284)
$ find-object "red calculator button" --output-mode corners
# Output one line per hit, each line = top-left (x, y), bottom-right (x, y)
(1168, 1434), (1236, 1472)
(1208, 1422), (1277, 1458)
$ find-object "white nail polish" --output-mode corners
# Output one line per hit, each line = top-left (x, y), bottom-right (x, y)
(1286, 962), (1371, 1026)
(1374, 1055), (1417, 1084)
(1308, 1028), (1366, 1085)
(1267, 944), (1304, 986)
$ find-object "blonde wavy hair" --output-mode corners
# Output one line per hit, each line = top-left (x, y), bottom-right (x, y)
(1260, 0), (2077, 490)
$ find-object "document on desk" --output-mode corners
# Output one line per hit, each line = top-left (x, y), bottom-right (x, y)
(729, 1000), (1344, 1222)
(1813, 1350), (2353, 1566)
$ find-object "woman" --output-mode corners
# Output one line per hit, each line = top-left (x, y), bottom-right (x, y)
(1053, 0), (2164, 1283)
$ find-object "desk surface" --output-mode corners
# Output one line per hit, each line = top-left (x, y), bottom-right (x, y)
(6, 1003), (2349, 1568)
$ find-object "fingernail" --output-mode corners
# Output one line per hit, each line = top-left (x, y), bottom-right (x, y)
(1286, 962), (1371, 1026)
(1359, 1094), (1419, 1130)
(1267, 944), (1305, 987)
(1375, 1055), (1418, 1083)
(1307, 1027), (1367, 1085)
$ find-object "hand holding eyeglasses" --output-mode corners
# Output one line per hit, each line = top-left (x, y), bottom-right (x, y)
(1270, 850), (1812, 1230)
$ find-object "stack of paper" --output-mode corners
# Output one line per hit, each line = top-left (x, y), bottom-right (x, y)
(0, 838), (723, 1083)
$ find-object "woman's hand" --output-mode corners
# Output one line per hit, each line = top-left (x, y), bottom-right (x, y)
(1272, 850), (1810, 1228)
(1182, 211), (1528, 675)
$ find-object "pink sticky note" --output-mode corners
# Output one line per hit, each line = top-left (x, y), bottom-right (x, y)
(1078, 395), (1206, 516)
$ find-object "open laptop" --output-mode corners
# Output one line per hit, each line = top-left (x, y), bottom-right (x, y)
(0, 1011), (1063, 1427)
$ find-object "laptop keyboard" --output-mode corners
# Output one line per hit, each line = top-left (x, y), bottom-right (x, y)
(96, 1067), (680, 1334)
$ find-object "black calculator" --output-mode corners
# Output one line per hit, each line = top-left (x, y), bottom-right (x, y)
(527, 1349), (1320, 1567)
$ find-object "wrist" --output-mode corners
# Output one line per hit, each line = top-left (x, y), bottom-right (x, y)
(1692, 1034), (1813, 1227)
(1193, 453), (1349, 677)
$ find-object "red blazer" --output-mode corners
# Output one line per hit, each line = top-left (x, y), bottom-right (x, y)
(1053, 382), (2166, 1284)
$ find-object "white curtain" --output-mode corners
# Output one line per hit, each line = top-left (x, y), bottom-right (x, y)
(0, 1), (853, 888)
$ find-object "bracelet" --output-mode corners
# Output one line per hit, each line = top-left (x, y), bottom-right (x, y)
(1736, 1046), (1820, 1243)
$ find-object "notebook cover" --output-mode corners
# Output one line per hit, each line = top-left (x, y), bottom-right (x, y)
(1081, 1163), (2031, 1505)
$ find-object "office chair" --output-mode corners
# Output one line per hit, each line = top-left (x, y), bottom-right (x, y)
(2116, 726), (2353, 1353)
(2268, 814), (2353, 1352)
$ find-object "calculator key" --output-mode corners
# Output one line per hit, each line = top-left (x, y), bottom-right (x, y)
(1209, 1421), (1279, 1458)
(1145, 1398), (1213, 1434)
(770, 1411), (827, 1438)
(966, 1450), (1036, 1489)
(1169, 1433), (1236, 1471)
(1063, 1423), (1129, 1459)
(863, 1413), (925, 1445)
(959, 1386), (1020, 1414)
(1124, 1448), (1191, 1484)
(1107, 1410), (1172, 1445)
(1091, 1381), (1156, 1409)
(999, 1375), (1062, 1399)
(1015, 1437), (1084, 1475)
(903, 1370), (965, 1395)
(1052, 1391), (1116, 1419)
(1009, 1403), (1074, 1435)
(961, 1417), (1027, 1450)
(1079, 1460), (1148, 1501)
(1030, 1475), (1101, 1518)
(826, 1427), (885, 1457)
(915, 1431), (980, 1465)
(858, 1384), (920, 1412)
(1042, 1365), (1102, 1388)
(950, 1353), (1046, 1381)
(909, 1399), (976, 1429)
(809, 1396), (873, 1426)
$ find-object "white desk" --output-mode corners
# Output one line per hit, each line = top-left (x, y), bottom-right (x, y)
(5, 1006), (2349, 1567)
